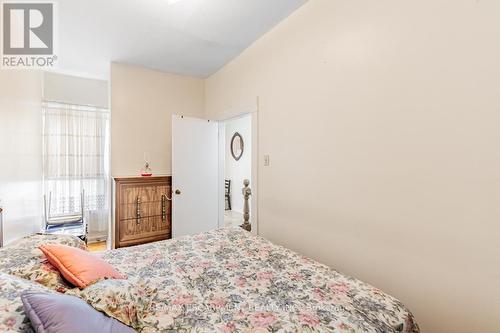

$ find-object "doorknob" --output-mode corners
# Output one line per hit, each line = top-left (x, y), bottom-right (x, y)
(175, 189), (181, 195)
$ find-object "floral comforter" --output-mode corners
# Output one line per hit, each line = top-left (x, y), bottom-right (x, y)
(0, 234), (86, 292)
(101, 228), (419, 333)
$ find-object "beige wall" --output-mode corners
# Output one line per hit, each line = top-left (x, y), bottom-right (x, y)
(43, 72), (108, 108)
(111, 63), (205, 176)
(205, 1), (500, 332)
(0, 71), (43, 244)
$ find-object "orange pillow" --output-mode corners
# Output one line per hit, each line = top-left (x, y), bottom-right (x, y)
(39, 244), (126, 288)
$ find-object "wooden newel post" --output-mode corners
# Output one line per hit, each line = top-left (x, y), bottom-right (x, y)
(240, 179), (252, 232)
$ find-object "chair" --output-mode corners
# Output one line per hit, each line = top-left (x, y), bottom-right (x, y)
(225, 180), (232, 211)
(43, 191), (88, 244)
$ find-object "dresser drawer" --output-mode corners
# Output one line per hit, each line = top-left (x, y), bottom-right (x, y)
(120, 185), (170, 204)
(118, 201), (171, 221)
(118, 216), (170, 247)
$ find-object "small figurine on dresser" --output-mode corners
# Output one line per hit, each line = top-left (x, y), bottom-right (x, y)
(141, 152), (153, 177)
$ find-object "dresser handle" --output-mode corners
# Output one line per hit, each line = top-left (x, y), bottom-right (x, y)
(161, 195), (167, 222)
(136, 197), (141, 224)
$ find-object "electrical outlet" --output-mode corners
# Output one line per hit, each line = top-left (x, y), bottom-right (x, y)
(264, 155), (270, 166)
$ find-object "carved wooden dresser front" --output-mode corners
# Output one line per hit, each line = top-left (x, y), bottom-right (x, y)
(113, 176), (172, 248)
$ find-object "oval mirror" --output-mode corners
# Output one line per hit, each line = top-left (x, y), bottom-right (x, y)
(231, 132), (244, 161)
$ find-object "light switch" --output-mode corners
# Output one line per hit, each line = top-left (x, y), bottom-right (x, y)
(264, 155), (270, 166)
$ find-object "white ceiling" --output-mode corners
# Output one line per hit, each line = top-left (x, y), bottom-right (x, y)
(55, 0), (307, 79)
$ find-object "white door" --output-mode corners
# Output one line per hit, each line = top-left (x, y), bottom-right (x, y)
(172, 115), (219, 237)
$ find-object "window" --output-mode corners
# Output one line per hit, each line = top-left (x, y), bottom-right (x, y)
(42, 101), (110, 238)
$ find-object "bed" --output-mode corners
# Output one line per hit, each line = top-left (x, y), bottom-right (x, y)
(0, 228), (419, 332)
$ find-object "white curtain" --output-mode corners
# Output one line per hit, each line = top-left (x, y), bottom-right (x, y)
(42, 101), (110, 238)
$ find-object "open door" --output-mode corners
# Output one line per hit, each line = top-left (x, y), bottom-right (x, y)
(172, 115), (219, 237)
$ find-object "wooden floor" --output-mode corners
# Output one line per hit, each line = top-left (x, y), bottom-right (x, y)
(87, 241), (107, 252)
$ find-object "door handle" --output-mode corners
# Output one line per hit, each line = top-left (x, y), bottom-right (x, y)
(175, 189), (181, 195)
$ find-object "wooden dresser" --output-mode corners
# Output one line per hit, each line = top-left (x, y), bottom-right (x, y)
(113, 176), (172, 248)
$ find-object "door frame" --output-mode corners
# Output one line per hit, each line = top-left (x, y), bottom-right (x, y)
(215, 99), (259, 235)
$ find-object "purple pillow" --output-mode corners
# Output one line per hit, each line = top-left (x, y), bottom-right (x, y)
(21, 291), (136, 333)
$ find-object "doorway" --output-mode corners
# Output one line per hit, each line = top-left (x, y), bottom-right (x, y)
(222, 114), (252, 227)
(171, 109), (258, 237)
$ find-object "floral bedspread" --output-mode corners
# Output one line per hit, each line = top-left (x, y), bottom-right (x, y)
(101, 228), (419, 333)
(0, 234), (86, 332)
(0, 234), (86, 292)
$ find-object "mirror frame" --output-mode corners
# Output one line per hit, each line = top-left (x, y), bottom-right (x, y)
(230, 132), (244, 161)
